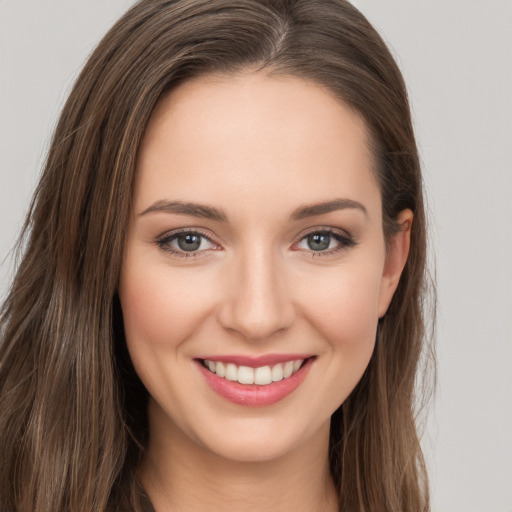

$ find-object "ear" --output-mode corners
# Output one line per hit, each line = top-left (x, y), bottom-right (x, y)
(377, 209), (413, 318)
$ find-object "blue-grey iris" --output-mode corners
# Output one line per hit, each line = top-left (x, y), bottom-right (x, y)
(307, 233), (330, 251)
(178, 234), (202, 251)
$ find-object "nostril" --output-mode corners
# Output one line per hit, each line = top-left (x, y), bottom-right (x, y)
(216, 293), (295, 341)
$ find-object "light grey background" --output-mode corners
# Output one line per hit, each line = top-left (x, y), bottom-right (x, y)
(1, 1), (511, 511)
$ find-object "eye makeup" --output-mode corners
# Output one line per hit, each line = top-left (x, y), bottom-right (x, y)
(292, 227), (357, 258)
(155, 228), (219, 258)
(154, 225), (357, 260)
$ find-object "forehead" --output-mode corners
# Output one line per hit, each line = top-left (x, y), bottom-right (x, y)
(134, 71), (380, 220)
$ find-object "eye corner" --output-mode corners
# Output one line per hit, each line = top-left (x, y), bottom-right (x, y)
(154, 228), (222, 259)
(292, 227), (357, 257)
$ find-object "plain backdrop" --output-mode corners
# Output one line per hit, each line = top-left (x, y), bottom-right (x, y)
(1, 1), (511, 511)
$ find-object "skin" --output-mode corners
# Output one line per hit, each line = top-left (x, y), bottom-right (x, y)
(118, 71), (412, 511)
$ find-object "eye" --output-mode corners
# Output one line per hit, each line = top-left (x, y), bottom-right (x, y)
(295, 229), (356, 255)
(156, 229), (219, 257)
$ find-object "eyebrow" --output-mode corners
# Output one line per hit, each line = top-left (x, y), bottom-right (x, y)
(139, 198), (367, 222)
(290, 198), (367, 220)
(139, 200), (228, 221)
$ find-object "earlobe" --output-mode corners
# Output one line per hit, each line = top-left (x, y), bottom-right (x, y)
(377, 209), (413, 318)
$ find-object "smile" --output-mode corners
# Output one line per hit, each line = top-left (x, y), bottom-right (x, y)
(201, 358), (304, 385)
(196, 355), (316, 407)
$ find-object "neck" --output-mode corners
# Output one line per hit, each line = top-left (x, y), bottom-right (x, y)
(140, 403), (338, 512)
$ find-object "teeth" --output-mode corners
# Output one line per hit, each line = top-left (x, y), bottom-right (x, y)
(203, 359), (305, 386)
(283, 361), (294, 378)
(225, 363), (237, 381)
(238, 365), (254, 385)
(254, 366), (272, 385)
(216, 361), (225, 377)
(271, 363), (283, 382)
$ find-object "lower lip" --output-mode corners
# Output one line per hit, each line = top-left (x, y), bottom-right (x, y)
(196, 357), (315, 407)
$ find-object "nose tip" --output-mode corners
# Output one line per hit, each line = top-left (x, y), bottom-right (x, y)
(217, 254), (295, 341)
(219, 292), (292, 341)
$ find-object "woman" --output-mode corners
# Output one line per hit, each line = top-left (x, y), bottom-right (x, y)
(0, 0), (434, 510)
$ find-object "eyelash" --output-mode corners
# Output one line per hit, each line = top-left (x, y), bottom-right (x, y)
(155, 228), (217, 259)
(155, 227), (356, 259)
(293, 228), (357, 258)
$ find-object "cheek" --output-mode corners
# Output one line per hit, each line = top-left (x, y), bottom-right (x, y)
(117, 257), (221, 413)
(297, 262), (383, 349)
(287, 261), (383, 420)
(118, 258), (214, 354)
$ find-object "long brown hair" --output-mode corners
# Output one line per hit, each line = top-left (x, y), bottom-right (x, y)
(0, 1), (434, 510)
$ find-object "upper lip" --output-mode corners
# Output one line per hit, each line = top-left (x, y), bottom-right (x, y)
(196, 353), (314, 368)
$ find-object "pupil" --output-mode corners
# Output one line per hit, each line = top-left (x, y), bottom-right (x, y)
(308, 233), (330, 251)
(178, 234), (201, 251)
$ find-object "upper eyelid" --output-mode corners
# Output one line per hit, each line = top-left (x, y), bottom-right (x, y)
(155, 226), (355, 251)
(155, 230), (218, 259)
(295, 225), (353, 240)
(155, 228), (218, 250)
(157, 227), (215, 242)
(156, 225), (352, 239)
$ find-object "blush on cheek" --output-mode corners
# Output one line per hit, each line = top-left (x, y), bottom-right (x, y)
(120, 267), (176, 348)
(301, 270), (381, 349)
(120, 261), (218, 351)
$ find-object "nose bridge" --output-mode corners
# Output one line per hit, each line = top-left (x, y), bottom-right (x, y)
(218, 240), (294, 340)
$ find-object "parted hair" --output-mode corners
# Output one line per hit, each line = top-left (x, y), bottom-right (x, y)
(0, 1), (434, 510)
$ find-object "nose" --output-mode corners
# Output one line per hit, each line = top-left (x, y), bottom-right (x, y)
(217, 245), (295, 341)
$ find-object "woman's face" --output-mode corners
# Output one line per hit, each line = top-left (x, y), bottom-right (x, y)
(119, 72), (410, 463)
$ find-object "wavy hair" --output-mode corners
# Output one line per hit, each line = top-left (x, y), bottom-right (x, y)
(0, 1), (434, 510)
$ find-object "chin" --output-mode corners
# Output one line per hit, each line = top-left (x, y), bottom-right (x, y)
(184, 408), (332, 465)
(205, 429), (296, 463)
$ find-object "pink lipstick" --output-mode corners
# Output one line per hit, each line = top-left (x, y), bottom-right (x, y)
(195, 355), (315, 407)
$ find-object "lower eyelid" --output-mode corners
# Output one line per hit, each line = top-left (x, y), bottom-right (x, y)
(154, 228), (355, 257)
(155, 230), (218, 254)
(295, 230), (355, 250)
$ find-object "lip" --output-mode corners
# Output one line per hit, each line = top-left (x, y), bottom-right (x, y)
(195, 356), (315, 407)
(195, 353), (314, 368)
